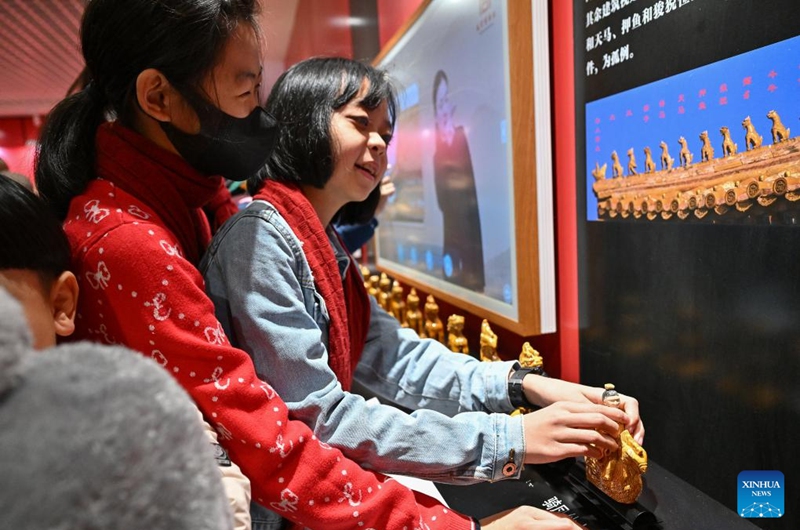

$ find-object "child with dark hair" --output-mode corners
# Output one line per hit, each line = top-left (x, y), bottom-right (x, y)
(0, 176), (77, 349)
(0, 175), (252, 529)
(203, 56), (643, 528)
(34, 1), (495, 529)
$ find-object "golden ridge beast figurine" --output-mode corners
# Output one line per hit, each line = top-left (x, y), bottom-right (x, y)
(626, 148), (637, 176)
(611, 151), (624, 178)
(367, 274), (380, 298)
(378, 273), (391, 310)
(446, 314), (469, 354)
(767, 110), (790, 144)
(678, 136), (693, 168)
(389, 281), (405, 322)
(404, 288), (423, 335)
(423, 295), (445, 343)
(720, 126), (737, 156)
(479, 319), (501, 362)
(658, 141), (674, 171)
(360, 265), (371, 290)
(699, 131), (714, 162)
(585, 384), (648, 504)
(742, 116), (763, 151)
(509, 342), (547, 417)
(519, 342), (545, 374)
(643, 147), (655, 174)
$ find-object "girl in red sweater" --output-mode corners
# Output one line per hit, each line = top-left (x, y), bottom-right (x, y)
(34, 1), (580, 529)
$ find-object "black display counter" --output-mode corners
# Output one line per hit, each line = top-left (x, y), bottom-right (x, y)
(435, 458), (759, 530)
(352, 382), (774, 529)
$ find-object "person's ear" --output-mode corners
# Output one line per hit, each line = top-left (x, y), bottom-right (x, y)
(50, 271), (79, 338)
(136, 68), (175, 123)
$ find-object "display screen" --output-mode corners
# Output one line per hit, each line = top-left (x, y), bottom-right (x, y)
(375, 0), (517, 317)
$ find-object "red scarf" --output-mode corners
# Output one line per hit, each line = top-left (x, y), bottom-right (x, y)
(254, 181), (370, 390)
(95, 122), (236, 264)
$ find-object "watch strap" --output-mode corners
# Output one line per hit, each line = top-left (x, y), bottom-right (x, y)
(508, 367), (535, 408)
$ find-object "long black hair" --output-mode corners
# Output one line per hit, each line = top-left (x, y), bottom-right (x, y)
(0, 176), (71, 286)
(35, 0), (260, 220)
(249, 57), (397, 224)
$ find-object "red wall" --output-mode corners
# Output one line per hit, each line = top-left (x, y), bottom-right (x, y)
(376, 0), (425, 49)
(0, 116), (41, 184)
(551, 0), (580, 382)
(284, 0), (353, 68)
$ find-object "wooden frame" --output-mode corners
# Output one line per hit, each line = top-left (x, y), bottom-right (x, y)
(373, 0), (555, 335)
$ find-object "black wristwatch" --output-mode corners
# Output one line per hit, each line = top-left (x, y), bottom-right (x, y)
(507, 367), (536, 409)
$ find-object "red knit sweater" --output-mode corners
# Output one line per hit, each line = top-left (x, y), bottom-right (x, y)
(64, 125), (471, 530)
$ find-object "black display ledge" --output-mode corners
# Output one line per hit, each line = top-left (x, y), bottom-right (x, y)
(435, 458), (760, 530)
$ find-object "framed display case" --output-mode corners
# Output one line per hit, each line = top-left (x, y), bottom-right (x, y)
(373, 0), (555, 335)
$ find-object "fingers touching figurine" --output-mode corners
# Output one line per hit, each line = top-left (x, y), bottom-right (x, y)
(521, 373), (645, 445)
(585, 384), (648, 504)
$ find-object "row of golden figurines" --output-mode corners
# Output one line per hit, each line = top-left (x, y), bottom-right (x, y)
(361, 271), (647, 503)
(593, 109), (793, 180)
(598, 170), (800, 220)
(360, 267), (544, 370)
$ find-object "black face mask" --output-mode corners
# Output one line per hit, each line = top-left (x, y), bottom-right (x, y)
(160, 91), (278, 181)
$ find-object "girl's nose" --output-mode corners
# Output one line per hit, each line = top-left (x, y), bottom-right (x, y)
(369, 133), (386, 155)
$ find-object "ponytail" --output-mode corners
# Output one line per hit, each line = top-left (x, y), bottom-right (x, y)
(35, 85), (107, 220)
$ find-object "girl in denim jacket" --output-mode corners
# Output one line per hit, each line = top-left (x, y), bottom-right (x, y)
(203, 57), (644, 526)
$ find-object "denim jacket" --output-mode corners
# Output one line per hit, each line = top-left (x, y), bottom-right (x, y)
(201, 200), (526, 487)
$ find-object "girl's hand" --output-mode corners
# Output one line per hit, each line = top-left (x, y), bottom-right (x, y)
(521, 402), (627, 464)
(521, 375), (645, 444)
(480, 505), (585, 529)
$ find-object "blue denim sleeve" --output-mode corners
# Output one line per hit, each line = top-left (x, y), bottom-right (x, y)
(202, 207), (525, 484)
(354, 298), (518, 417)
